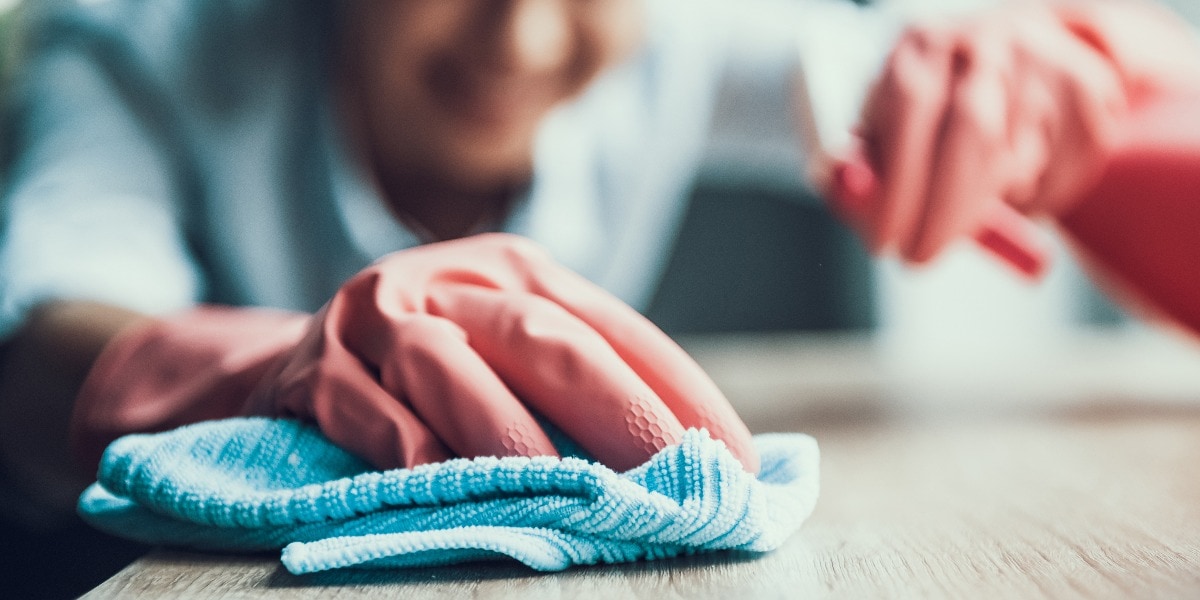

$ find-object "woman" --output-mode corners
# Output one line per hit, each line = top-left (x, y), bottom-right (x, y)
(0, 0), (1196, 513)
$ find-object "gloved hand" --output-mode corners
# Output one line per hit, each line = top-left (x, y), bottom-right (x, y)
(829, 0), (1200, 264)
(72, 233), (758, 473)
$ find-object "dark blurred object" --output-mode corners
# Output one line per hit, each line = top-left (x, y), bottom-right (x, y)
(0, 521), (147, 600)
(0, 471), (147, 600)
(0, 6), (144, 598)
(647, 186), (875, 334)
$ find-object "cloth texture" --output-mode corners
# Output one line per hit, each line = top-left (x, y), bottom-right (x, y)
(78, 417), (819, 573)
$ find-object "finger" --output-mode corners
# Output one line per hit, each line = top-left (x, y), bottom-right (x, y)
(827, 140), (880, 230)
(508, 258), (760, 472)
(975, 204), (1051, 280)
(862, 26), (955, 254)
(566, 293), (759, 472)
(434, 235), (760, 471)
(904, 39), (1011, 262)
(261, 306), (453, 470)
(1002, 68), (1055, 209)
(427, 283), (688, 473)
(1026, 30), (1127, 212)
(372, 313), (560, 462)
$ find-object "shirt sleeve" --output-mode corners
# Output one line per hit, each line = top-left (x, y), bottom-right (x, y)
(0, 14), (203, 340)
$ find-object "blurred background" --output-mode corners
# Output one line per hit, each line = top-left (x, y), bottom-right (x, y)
(1, 0), (1199, 597)
(649, 0), (1200, 465)
(649, 0), (1200, 383)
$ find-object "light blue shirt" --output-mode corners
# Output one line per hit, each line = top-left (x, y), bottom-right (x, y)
(0, 0), (886, 339)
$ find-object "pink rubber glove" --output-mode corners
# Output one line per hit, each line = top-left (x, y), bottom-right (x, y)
(1058, 91), (1200, 335)
(830, 0), (1200, 264)
(71, 234), (758, 473)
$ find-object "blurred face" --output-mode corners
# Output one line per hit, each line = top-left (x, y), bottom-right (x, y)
(339, 0), (645, 194)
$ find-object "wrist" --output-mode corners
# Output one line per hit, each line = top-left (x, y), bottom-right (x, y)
(70, 305), (309, 469)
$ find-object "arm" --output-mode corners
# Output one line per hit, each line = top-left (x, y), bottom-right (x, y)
(0, 301), (148, 513)
(59, 235), (761, 475)
(1, 2), (763, 502)
(0, 10), (203, 509)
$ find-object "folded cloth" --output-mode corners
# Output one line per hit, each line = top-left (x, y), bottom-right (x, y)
(77, 418), (819, 574)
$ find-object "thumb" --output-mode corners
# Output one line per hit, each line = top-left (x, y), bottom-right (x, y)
(827, 149), (881, 249)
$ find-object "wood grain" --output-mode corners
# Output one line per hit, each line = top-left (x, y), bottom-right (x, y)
(84, 332), (1200, 599)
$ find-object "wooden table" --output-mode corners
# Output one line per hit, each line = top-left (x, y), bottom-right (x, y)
(84, 330), (1200, 599)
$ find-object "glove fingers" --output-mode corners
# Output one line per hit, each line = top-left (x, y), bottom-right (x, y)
(428, 284), (687, 472)
(907, 38), (1011, 262)
(863, 27), (954, 255)
(264, 319), (453, 470)
(354, 235), (758, 471)
(1003, 70), (1055, 208)
(374, 313), (559, 461)
(1029, 33), (1126, 212)
(507, 277), (757, 472)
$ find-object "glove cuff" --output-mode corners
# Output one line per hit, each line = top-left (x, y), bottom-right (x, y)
(70, 306), (308, 469)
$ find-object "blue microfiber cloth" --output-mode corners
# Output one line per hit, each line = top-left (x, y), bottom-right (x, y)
(77, 418), (819, 574)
